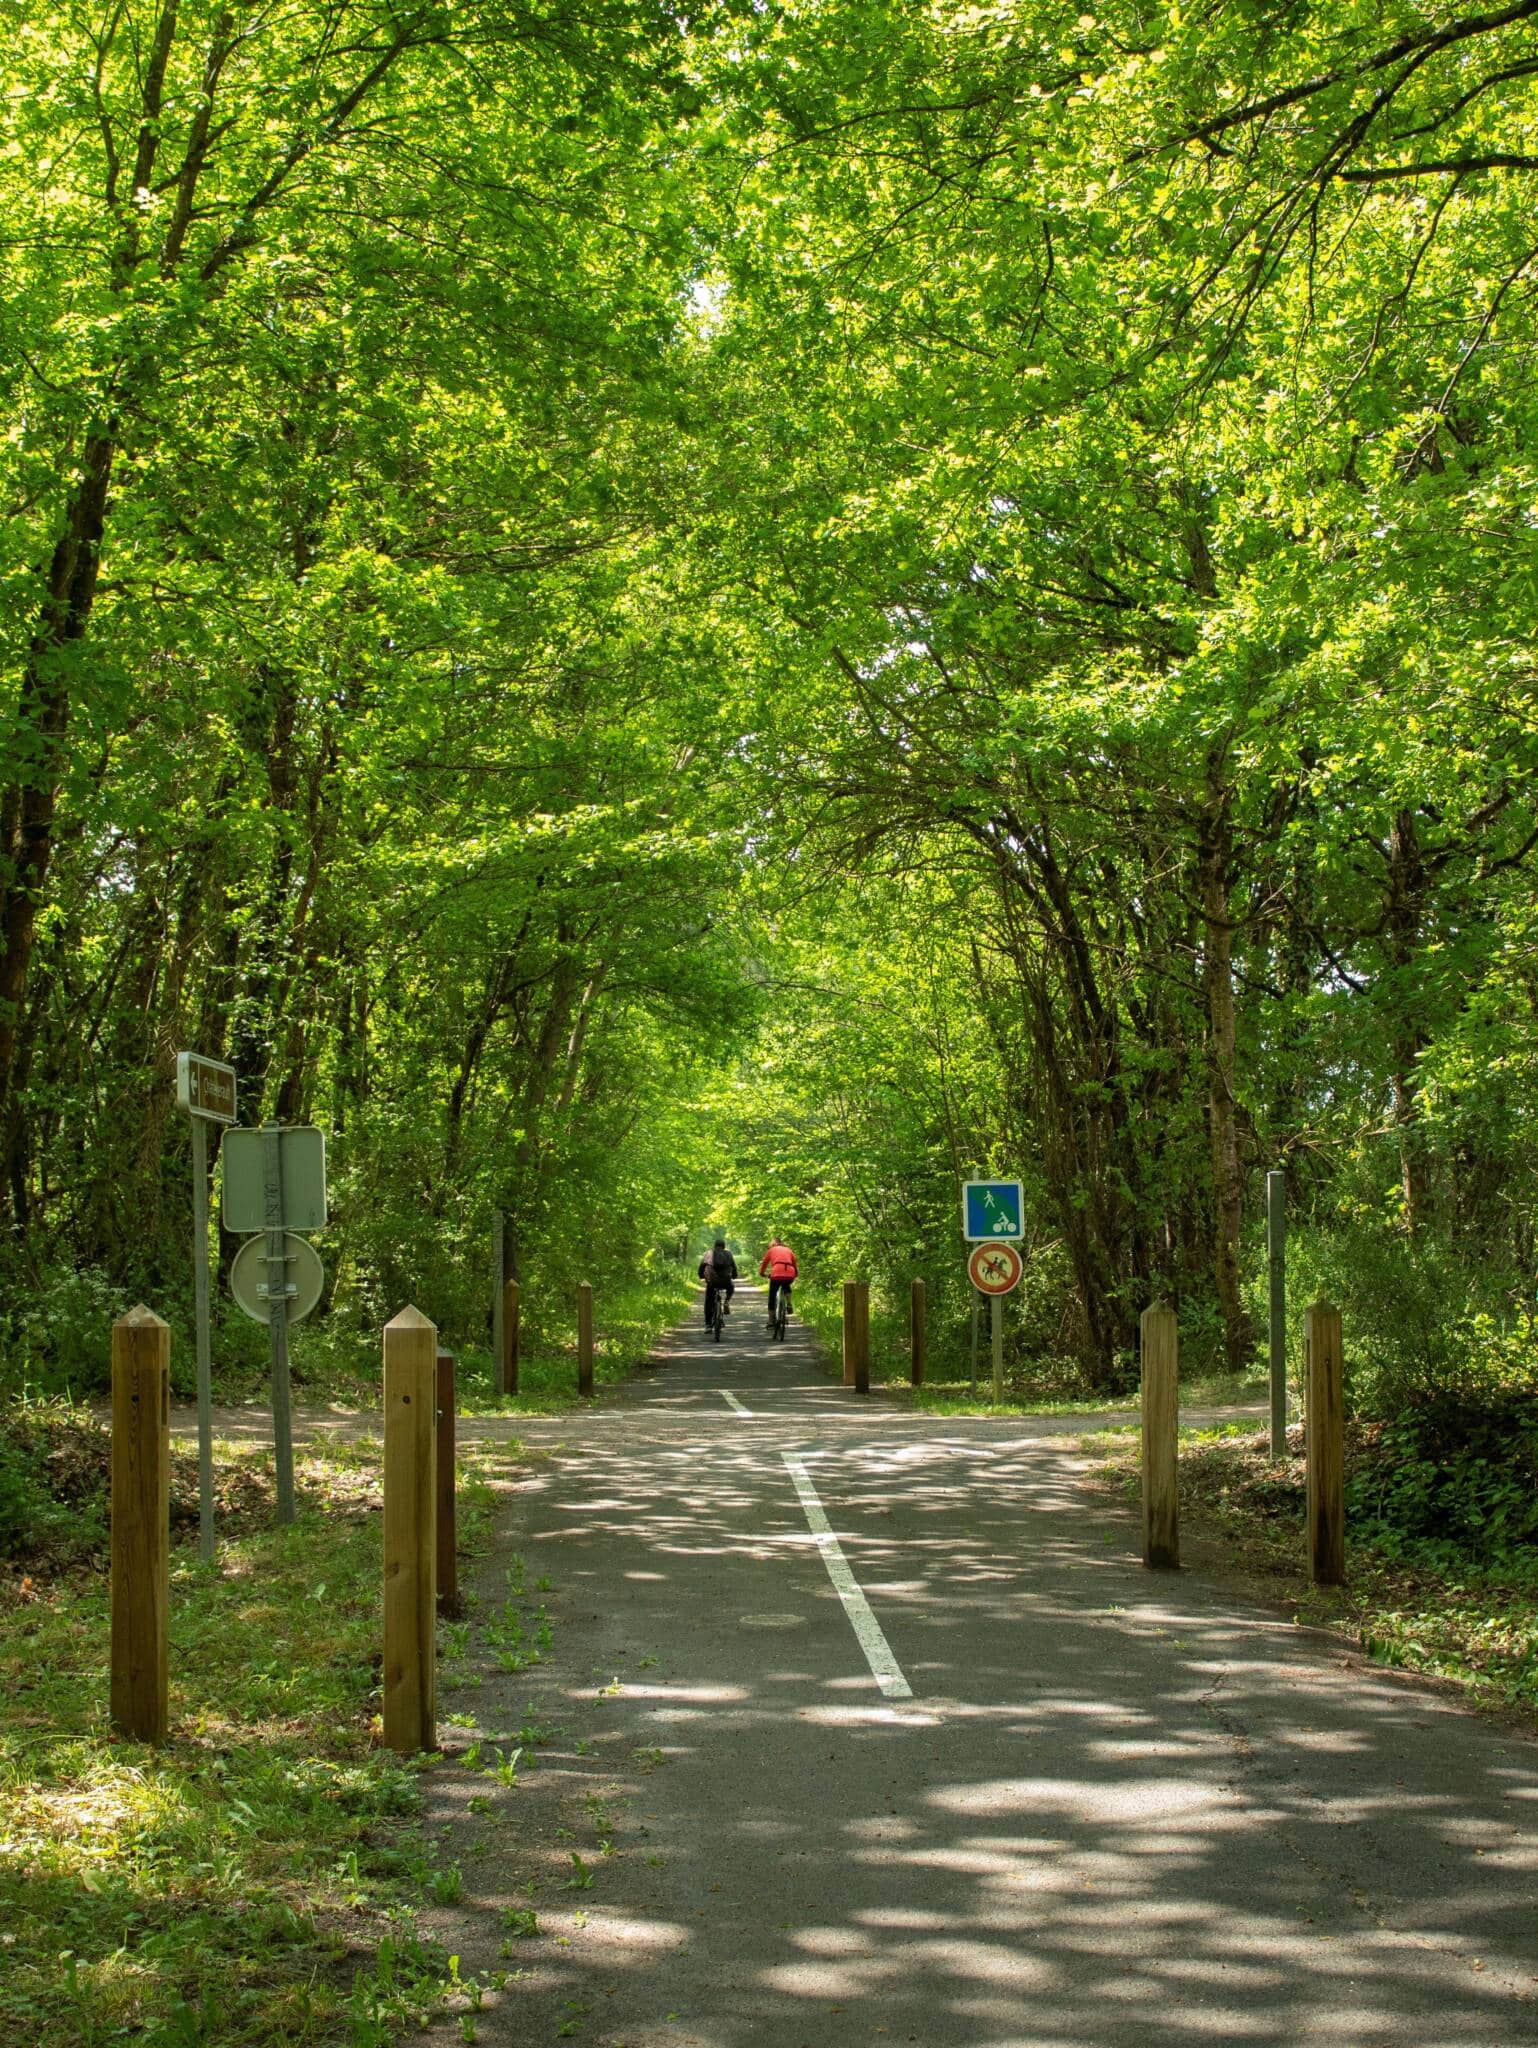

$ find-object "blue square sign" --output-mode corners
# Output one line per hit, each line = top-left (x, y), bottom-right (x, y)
(962, 1179), (1023, 1242)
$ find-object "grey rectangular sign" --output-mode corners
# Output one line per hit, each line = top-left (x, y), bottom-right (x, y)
(221, 1126), (328, 1233)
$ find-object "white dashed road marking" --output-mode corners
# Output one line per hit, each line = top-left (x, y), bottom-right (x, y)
(781, 1453), (913, 1700)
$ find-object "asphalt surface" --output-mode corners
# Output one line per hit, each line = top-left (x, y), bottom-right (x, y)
(398, 1287), (1538, 2047)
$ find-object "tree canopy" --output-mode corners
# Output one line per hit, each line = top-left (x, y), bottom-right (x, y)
(4, 0), (1538, 1401)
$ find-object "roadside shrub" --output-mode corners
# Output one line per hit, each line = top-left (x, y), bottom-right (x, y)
(0, 1403), (109, 1567)
(1347, 1393), (1538, 1567)
(0, 1258), (129, 1401)
(1260, 1220), (1536, 1415)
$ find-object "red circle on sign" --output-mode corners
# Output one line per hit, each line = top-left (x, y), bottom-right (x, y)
(968, 1240), (1024, 1296)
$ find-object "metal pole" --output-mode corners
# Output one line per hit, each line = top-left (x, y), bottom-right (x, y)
(1267, 1169), (1286, 1459)
(970, 1287), (979, 1397)
(491, 1208), (505, 1394)
(191, 1116), (215, 1562)
(991, 1293), (1003, 1403)
(263, 1120), (295, 1525)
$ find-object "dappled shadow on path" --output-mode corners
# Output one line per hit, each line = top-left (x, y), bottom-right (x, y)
(419, 1318), (1538, 2047)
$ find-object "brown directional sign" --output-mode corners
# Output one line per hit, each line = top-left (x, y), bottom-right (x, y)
(176, 1051), (237, 1124)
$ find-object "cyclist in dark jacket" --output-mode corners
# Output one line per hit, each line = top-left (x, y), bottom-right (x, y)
(698, 1238), (738, 1328)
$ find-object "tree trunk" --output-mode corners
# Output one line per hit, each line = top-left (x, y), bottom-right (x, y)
(1199, 745), (1249, 1373)
(0, 434), (117, 1134)
(1385, 807), (1428, 1234)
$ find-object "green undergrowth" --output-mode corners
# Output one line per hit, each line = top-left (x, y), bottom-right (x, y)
(1086, 1400), (1538, 1723)
(0, 1410), (509, 2046)
(187, 1272), (698, 1417)
(454, 1269), (698, 1415)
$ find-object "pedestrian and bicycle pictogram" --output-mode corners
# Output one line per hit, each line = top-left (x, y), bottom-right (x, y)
(961, 1178), (1023, 1241)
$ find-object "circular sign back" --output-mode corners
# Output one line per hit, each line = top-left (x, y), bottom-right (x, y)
(968, 1239), (1024, 1296)
(230, 1231), (326, 1325)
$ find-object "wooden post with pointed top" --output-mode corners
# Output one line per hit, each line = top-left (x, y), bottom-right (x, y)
(111, 1306), (171, 1742)
(383, 1306), (438, 1755)
(577, 1282), (594, 1398)
(1140, 1300), (1179, 1570)
(435, 1347), (460, 1621)
(843, 1282), (870, 1394)
(910, 1277), (926, 1387)
(502, 1277), (520, 1396)
(1306, 1300), (1345, 1586)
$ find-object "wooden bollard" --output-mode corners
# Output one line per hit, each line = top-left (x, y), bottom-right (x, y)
(1140, 1301), (1179, 1570)
(577, 1281), (594, 1398)
(383, 1306), (438, 1755)
(910, 1278), (926, 1387)
(111, 1306), (171, 1743)
(502, 1277), (520, 1396)
(842, 1282), (870, 1394)
(1306, 1300), (1345, 1586)
(435, 1347), (460, 1621)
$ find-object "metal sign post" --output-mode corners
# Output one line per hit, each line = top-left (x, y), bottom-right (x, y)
(1267, 1170), (1287, 1459)
(263, 1120), (296, 1525)
(969, 1289), (979, 1397)
(491, 1208), (505, 1392)
(175, 1052), (237, 1564)
(221, 1118), (327, 1531)
(967, 1241), (1024, 1407)
(191, 1116), (214, 1554)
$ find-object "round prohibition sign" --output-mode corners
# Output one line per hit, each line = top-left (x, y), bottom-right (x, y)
(968, 1239), (1024, 1296)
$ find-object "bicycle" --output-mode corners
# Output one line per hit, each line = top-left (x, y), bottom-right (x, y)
(769, 1285), (789, 1342)
(709, 1286), (727, 1342)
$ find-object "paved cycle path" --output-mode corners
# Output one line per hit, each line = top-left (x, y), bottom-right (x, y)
(420, 1287), (1538, 2047)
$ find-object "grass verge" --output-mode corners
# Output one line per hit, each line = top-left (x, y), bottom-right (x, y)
(1, 1406), (507, 2047)
(1085, 1421), (1538, 1725)
(874, 1371), (1269, 1416)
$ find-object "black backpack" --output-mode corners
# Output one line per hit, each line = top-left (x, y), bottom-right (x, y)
(710, 1245), (731, 1279)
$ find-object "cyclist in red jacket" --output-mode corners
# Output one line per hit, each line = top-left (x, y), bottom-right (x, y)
(760, 1238), (798, 1328)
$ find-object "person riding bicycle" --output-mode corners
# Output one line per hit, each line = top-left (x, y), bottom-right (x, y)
(760, 1237), (798, 1328)
(698, 1237), (737, 1329)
